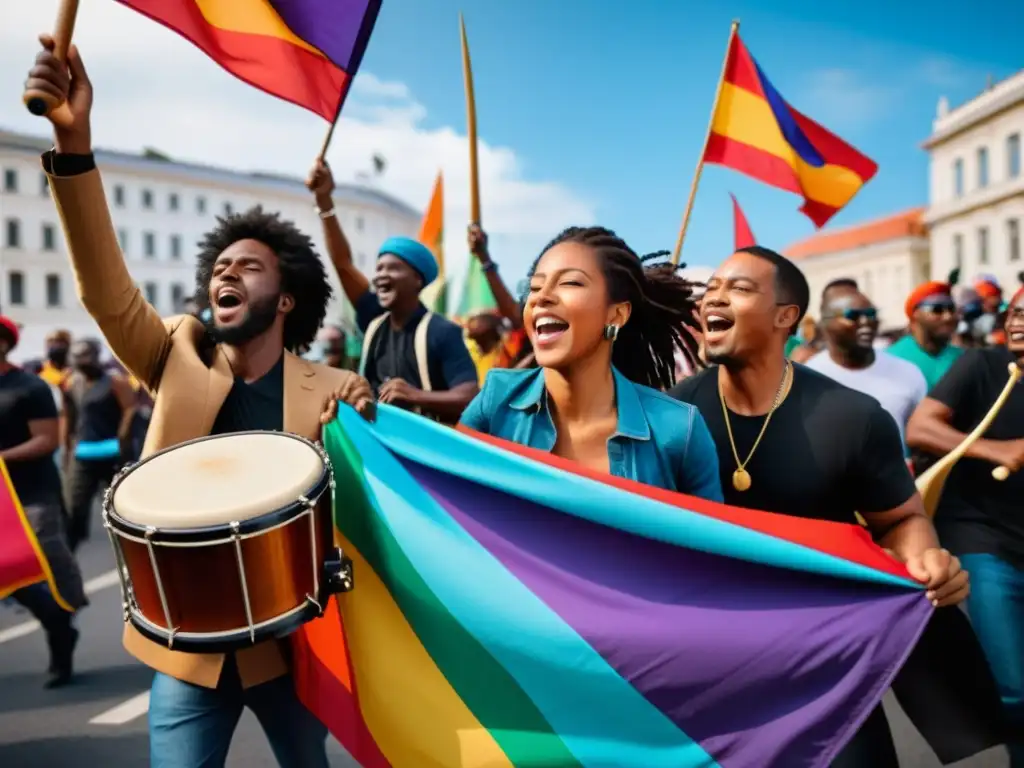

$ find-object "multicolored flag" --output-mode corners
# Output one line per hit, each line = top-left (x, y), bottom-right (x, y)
(730, 192), (757, 249)
(456, 258), (497, 319)
(706, 34), (878, 228)
(116, 0), (383, 120)
(0, 459), (69, 608)
(292, 405), (933, 768)
(418, 172), (447, 314)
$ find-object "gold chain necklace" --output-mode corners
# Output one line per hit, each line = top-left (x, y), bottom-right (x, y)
(718, 362), (792, 492)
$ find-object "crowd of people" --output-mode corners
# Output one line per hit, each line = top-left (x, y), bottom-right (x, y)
(3, 35), (1024, 768)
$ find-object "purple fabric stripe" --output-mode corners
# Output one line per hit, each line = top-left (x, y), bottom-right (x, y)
(269, 0), (380, 70)
(402, 459), (932, 768)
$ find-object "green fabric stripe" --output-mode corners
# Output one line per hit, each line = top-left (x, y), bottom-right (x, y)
(327, 423), (582, 767)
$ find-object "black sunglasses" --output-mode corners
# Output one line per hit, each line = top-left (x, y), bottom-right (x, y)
(918, 302), (957, 316)
(826, 307), (878, 322)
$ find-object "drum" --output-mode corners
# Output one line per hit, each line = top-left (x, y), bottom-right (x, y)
(103, 430), (353, 653)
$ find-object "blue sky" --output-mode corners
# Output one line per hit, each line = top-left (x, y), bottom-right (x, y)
(354, 0), (1021, 271)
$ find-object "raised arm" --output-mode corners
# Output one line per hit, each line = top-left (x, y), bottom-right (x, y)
(26, 36), (169, 390)
(306, 160), (372, 305)
(467, 225), (523, 329)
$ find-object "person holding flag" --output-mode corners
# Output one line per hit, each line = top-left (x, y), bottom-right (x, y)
(0, 314), (87, 688)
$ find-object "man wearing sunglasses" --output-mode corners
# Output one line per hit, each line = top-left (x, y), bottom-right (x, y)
(888, 281), (963, 391)
(806, 283), (927, 448)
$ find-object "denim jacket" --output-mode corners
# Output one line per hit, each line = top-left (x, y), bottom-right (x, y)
(459, 367), (723, 502)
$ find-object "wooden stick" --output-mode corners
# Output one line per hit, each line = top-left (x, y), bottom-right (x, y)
(318, 80), (352, 162)
(916, 361), (1021, 518)
(24, 0), (81, 116)
(671, 20), (739, 266)
(460, 13), (481, 225)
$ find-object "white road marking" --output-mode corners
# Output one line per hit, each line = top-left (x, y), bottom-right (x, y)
(0, 567), (120, 645)
(89, 691), (151, 725)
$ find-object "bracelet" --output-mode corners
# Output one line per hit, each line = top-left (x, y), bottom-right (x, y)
(317, 207), (337, 220)
(481, 261), (498, 273)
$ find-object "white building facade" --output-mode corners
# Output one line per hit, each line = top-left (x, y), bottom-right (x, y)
(0, 128), (419, 363)
(924, 71), (1024, 293)
(786, 209), (931, 332)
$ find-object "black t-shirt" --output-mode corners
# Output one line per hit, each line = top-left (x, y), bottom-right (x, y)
(210, 356), (285, 435)
(927, 347), (1024, 564)
(669, 365), (916, 522)
(0, 367), (62, 505)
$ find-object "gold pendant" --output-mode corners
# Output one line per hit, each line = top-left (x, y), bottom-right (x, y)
(732, 468), (752, 492)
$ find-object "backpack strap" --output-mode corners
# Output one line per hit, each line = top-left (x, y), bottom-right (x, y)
(414, 312), (435, 393)
(358, 312), (390, 377)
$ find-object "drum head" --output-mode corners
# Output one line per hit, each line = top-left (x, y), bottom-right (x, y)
(111, 432), (324, 529)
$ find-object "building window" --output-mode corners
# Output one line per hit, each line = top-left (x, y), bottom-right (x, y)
(978, 226), (989, 265)
(168, 192), (179, 212)
(41, 223), (56, 251)
(40, 173), (49, 196)
(5, 218), (21, 248)
(3, 169), (17, 193)
(118, 228), (129, 255)
(169, 234), (181, 259)
(1009, 134), (1021, 179)
(144, 281), (158, 306)
(142, 189), (154, 209)
(1010, 219), (1021, 262)
(953, 233), (963, 269)
(45, 273), (62, 307)
(953, 158), (963, 197)
(223, 201), (233, 216)
(977, 147), (989, 188)
(196, 196), (207, 215)
(144, 231), (156, 258)
(114, 184), (125, 207)
(7, 271), (24, 306)
(171, 283), (186, 311)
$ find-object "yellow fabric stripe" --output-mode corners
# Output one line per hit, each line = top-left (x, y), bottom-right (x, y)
(713, 83), (865, 208)
(339, 532), (514, 768)
(194, 0), (325, 58)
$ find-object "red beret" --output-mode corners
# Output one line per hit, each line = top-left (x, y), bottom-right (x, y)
(905, 281), (951, 319)
(0, 315), (18, 347)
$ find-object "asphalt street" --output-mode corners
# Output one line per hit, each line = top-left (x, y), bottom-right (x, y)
(0, 502), (1009, 767)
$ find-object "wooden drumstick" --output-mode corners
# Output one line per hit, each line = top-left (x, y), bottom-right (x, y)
(23, 0), (81, 116)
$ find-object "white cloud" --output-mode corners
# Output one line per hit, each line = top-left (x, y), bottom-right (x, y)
(794, 68), (897, 133)
(0, 1), (595, 297)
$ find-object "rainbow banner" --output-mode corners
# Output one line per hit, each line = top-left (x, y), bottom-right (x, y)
(292, 405), (933, 767)
(706, 33), (878, 228)
(0, 459), (65, 606)
(117, 0), (383, 121)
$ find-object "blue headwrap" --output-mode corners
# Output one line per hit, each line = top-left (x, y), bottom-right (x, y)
(378, 237), (438, 286)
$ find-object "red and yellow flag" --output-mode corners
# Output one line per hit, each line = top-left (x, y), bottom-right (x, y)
(418, 172), (447, 314)
(0, 459), (70, 608)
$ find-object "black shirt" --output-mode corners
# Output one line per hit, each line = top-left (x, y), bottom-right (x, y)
(927, 347), (1024, 565)
(669, 364), (916, 522)
(0, 367), (62, 505)
(210, 356), (285, 435)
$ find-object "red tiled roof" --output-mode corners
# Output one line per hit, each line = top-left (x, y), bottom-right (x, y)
(785, 208), (927, 260)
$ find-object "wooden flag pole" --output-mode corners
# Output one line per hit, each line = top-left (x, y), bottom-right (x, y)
(23, 0), (81, 116)
(671, 19), (740, 266)
(318, 83), (351, 162)
(460, 13), (482, 225)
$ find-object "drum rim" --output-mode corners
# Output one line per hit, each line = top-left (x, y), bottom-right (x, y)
(105, 430), (332, 542)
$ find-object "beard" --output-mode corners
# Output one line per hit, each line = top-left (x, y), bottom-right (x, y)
(205, 293), (280, 346)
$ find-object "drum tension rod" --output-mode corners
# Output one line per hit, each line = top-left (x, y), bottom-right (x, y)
(231, 521), (257, 644)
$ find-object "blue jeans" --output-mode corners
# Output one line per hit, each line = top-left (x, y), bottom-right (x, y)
(961, 553), (1024, 766)
(148, 657), (328, 768)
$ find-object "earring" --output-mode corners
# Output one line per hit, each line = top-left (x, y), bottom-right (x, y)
(603, 324), (620, 341)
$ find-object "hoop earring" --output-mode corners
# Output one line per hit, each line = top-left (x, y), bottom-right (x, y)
(603, 324), (620, 341)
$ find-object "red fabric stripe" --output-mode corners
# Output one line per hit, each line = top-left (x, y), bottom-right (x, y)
(455, 426), (911, 580)
(292, 599), (391, 767)
(118, 0), (348, 121)
(0, 471), (46, 598)
(730, 192), (757, 249)
(791, 109), (878, 183)
(706, 134), (844, 227)
(724, 35), (764, 97)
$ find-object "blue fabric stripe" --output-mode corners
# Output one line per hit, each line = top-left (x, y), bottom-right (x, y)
(74, 438), (120, 460)
(364, 404), (919, 590)
(750, 57), (824, 168)
(335, 410), (721, 768)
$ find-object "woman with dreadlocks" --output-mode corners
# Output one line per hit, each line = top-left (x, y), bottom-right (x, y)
(459, 226), (723, 501)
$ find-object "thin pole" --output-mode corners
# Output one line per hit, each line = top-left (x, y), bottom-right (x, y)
(24, 0), (81, 116)
(460, 13), (481, 225)
(671, 20), (740, 266)
(318, 81), (351, 162)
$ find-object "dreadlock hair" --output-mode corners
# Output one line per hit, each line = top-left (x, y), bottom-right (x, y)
(193, 206), (332, 353)
(524, 226), (703, 390)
